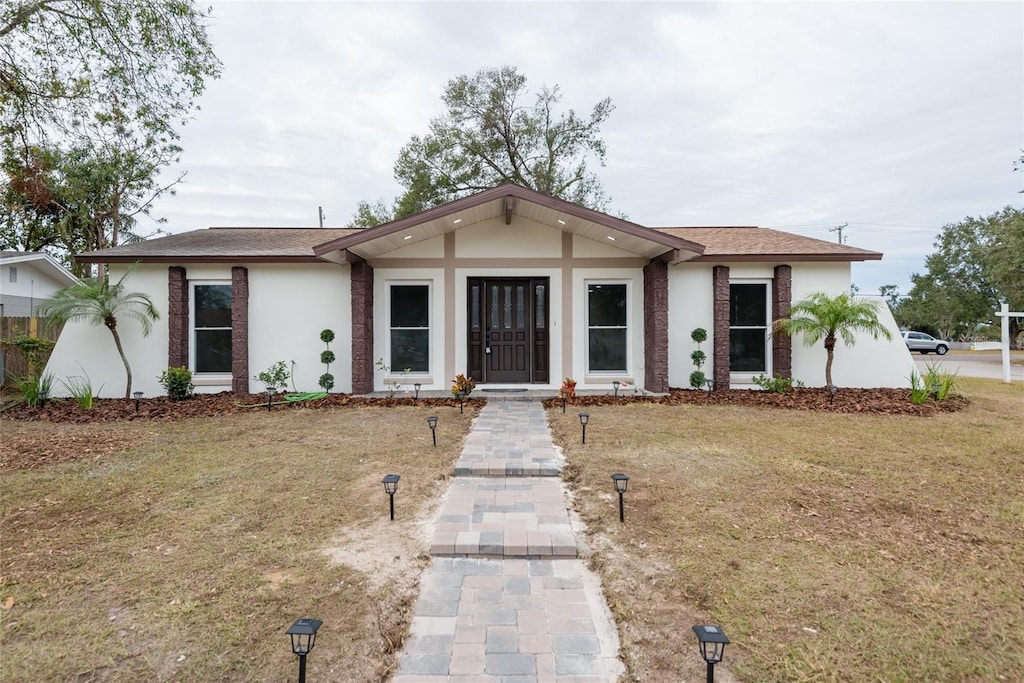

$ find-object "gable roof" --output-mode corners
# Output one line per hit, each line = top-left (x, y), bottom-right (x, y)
(313, 184), (705, 264)
(1, 251), (81, 284)
(658, 227), (882, 262)
(75, 228), (360, 263)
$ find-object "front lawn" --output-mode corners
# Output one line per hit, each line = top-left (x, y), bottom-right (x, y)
(550, 378), (1024, 682)
(1, 405), (477, 682)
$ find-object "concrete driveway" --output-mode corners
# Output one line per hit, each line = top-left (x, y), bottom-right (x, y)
(912, 350), (1024, 381)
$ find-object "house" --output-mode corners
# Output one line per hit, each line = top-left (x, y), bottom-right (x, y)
(43, 184), (914, 397)
(0, 251), (81, 318)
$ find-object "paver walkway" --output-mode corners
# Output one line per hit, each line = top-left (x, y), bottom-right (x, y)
(394, 400), (624, 682)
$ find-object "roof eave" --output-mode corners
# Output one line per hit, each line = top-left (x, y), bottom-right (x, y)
(687, 252), (884, 263)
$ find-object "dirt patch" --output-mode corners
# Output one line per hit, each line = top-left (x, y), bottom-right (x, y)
(0, 423), (156, 469)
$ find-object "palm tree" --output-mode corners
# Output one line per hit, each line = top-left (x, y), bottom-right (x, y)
(774, 291), (893, 387)
(37, 270), (159, 399)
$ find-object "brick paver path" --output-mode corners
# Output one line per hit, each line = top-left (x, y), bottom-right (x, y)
(394, 400), (624, 682)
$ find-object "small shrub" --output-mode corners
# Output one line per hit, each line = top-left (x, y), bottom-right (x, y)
(320, 350), (335, 365)
(689, 327), (708, 388)
(691, 328), (708, 344)
(560, 377), (577, 398)
(319, 329), (335, 392)
(689, 370), (707, 389)
(13, 372), (54, 407)
(753, 374), (804, 393)
(320, 329), (335, 344)
(318, 373), (335, 391)
(255, 361), (290, 390)
(451, 373), (476, 397)
(909, 370), (929, 405)
(924, 362), (958, 400)
(159, 366), (195, 400)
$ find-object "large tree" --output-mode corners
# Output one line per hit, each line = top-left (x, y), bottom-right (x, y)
(36, 270), (159, 398)
(890, 207), (1022, 343)
(353, 66), (615, 226)
(775, 292), (893, 388)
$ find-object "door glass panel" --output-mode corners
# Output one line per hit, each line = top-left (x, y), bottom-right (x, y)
(470, 284), (480, 329)
(503, 285), (512, 328)
(516, 286), (525, 328)
(490, 285), (499, 329)
(535, 284), (545, 328)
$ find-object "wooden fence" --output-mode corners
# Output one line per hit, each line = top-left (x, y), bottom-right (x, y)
(0, 316), (64, 385)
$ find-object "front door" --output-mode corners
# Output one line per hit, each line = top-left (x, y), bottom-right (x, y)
(468, 278), (549, 384)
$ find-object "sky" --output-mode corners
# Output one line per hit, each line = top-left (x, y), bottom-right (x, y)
(147, 0), (1024, 294)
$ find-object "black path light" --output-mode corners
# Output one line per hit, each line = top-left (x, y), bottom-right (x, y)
(38, 388), (49, 408)
(612, 380), (620, 397)
(382, 474), (400, 520)
(705, 378), (714, 394)
(414, 383), (421, 400)
(578, 412), (589, 444)
(286, 617), (322, 683)
(559, 388), (568, 414)
(426, 416), (438, 446)
(267, 386), (277, 412)
(611, 473), (629, 523)
(829, 384), (838, 405)
(133, 391), (143, 412)
(455, 390), (465, 414)
(692, 624), (730, 683)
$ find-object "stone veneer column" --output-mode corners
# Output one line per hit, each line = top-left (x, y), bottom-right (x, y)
(643, 260), (669, 393)
(772, 265), (793, 379)
(231, 267), (249, 394)
(168, 267), (188, 368)
(712, 265), (730, 390)
(350, 260), (374, 395)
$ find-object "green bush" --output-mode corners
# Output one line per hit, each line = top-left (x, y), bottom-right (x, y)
(924, 362), (958, 400)
(13, 372), (54, 407)
(690, 328), (708, 344)
(318, 373), (335, 391)
(61, 374), (98, 408)
(689, 370), (707, 389)
(255, 361), (289, 389)
(159, 366), (195, 400)
(752, 374), (804, 393)
(320, 329), (335, 344)
(320, 350), (336, 365)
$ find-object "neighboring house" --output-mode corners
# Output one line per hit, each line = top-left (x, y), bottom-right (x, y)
(0, 251), (81, 318)
(44, 184), (914, 397)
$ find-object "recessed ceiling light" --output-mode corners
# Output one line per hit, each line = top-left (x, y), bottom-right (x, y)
(606, 235), (616, 241)
(557, 219), (566, 225)
(453, 218), (462, 224)
(403, 235), (413, 240)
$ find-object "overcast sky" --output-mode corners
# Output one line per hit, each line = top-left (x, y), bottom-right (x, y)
(148, 0), (1024, 294)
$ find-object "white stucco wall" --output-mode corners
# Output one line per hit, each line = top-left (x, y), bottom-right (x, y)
(668, 261), (913, 389)
(44, 262), (351, 398)
(455, 216), (561, 257)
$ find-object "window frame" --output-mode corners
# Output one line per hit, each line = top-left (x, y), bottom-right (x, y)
(386, 280), (432, 376)
(728, 280), (772, 380)
(190, 280), (233, 377)
(585, 280), (629, 375)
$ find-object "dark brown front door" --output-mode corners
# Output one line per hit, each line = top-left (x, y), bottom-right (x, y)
(468, 278), (549, 384)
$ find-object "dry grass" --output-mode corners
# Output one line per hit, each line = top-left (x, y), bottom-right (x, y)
(550, 378), (1024, 682)
(1, 405), (477, 682)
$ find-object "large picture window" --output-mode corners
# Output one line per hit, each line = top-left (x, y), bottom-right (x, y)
(193, 284), (232, 373)
(729, 283), (768, 373)
(390, 284), (430, 373)
(587, 283), (627, 373)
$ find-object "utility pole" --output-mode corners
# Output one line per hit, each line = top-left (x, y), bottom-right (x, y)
(318, 206), (325, 228)
(829, 222), (848, 244)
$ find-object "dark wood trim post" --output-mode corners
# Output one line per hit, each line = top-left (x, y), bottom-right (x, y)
(168, 267), (188, 368)
(772, 265), (793, 379)
(712, 265), (731, 390)
(231, 266), (249, 394)
(643, 260), (669, 393)
(350, 260), (374, 394)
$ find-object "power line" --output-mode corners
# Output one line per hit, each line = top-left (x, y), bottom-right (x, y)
(829, 222), (848, 244)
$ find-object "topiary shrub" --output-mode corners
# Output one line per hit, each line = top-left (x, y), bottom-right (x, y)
(689, 327), (708, 388)
(318, 329), (335, 392)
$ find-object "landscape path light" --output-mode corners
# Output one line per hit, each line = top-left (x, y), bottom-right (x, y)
(286, 617), (322, 683)
(382, 474), (400, 520)
(267, 386), (277, 412)
(829, 384), (838, 405)
(612, 380), (620, 397)
(692, 624), (730, 683)
(39, 388), (49, 408)
(133, 391), (143, 412)
(705, 378), (714, 394)
(414, 383), (421, 400)
(578, 412), (589, 444)
(426, 416), (438, 446)
(611, 473), (629, 523)
(559, 388), (568, 414)
(455, 390), (465, 414)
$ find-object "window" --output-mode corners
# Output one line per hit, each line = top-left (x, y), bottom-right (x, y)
(389, 284), (429, 372)
(587, 283), (627, 372)
(8, 266), (17, 283)
(729, 283), (769, 373)
(193, 284), (232, 373)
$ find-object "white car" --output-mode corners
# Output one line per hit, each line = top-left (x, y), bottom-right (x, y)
(902, 330), (949, 355)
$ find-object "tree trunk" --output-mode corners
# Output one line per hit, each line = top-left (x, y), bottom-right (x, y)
(824, 335), (836, 387)
(106, 318), (132, 399)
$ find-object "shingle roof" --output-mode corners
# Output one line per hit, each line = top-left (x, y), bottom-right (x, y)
(75, 227), (362, 263)
(657, 227), (882, 261)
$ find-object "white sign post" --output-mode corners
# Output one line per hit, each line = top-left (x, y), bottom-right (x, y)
(995, 302), (1023, 383)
